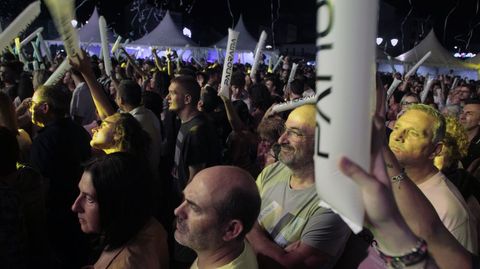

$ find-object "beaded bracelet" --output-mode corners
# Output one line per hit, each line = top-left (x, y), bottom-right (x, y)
(378, 239), (428, 269)
(391, 170), (406, 185)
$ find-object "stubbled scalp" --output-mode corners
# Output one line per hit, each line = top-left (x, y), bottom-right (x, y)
(289, 104), (316, 129)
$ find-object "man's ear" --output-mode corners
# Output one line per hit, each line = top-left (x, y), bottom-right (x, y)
(430, 142), (444, 159)
(184, 93), (192, 105)
(41, 103), (50, 114)
(222, 220), (243, 242)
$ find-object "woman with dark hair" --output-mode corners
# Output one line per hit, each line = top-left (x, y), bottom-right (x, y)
(72, 152), (169, 268)
(248, 84), (273, 129)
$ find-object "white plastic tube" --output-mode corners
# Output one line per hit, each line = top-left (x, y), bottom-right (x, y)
(218, 29), (240, 99)
(271, 92), (318, 113)
(44, 0), (81, 57)
(386, 77), (402, 101)
(272, 55), (283, 73)
(404, 51), (431, 78)
(44, 59), (71, 86)
(99, 16), (112, 76)
(314, 0), (378, 234)
(420, 75), (435, 103)
(250, 30), (267, 79)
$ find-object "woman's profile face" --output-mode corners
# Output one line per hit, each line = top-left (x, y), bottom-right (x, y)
(72, 171), (101, 234)
(90, 114), (119, 152)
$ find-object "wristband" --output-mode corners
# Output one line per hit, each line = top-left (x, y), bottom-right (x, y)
(378, 238), (428, 269)
(391, 170), (406, 184)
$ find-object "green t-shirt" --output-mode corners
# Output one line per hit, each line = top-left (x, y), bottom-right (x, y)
(256, 162), (350, 266)
(190, 241), (257, 269)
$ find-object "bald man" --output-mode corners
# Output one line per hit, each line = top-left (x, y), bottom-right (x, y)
(174, 166), (261, 269)
(246, 104), (350, 269)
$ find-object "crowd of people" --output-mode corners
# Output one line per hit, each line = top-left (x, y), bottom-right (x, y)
(1, 45), (480, 269)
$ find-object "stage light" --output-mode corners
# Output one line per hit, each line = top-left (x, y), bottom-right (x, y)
(376, 37), (383, 45)
(390, 38), (398, 47)
(183, 27), (192, 38)
(71, 19), (78, 28)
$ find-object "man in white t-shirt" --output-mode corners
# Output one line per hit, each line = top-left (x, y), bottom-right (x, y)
(389, 103), (477, 253)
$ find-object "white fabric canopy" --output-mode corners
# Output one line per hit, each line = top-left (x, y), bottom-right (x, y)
(130, 11), (196, 48)
(395, 30), (467, 68)
(213, 15), (258, 52)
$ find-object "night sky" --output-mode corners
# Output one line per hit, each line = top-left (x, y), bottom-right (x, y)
(1, 0), (480, 56)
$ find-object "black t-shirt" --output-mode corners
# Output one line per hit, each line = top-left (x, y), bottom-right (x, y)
(29, 117), (91, 267)
(462, 132), (480, 169)
(171, 114), (221, 192)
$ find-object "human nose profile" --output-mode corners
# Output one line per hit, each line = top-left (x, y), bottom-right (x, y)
(71, 194), (83, 213)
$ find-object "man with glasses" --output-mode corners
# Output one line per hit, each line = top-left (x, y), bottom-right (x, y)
(28, 85), (92, 267)
(246, 104), (350, 269)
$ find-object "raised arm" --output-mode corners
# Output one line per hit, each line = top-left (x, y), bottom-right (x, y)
(119, 47), (149, 78)
(68, 50), (115, 119)
(219, 88), (248, 132)
(372, 73), (472, 268)
(246, 222), (331, 269)
(151, 47), (163, 72)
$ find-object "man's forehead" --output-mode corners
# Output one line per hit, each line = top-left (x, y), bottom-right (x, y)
(184, 177), (211, 205)
(287, 109), (316, 130)
(464, 104), (480, 112)
(398, 110), (434, 128)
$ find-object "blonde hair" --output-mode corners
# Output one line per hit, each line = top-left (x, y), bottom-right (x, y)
(434, 115), (468, 169)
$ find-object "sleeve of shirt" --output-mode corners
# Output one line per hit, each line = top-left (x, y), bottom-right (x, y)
(185, 124), (210, 166)
(29, 136), (55, 178)
(300, 208), (351, 257)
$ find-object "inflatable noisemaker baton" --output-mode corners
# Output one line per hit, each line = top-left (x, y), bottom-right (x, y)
(214, 45), (221, 62)
(37, 33), (52, 63)
(111, 36), (122, 54)
(166, 48), (172, 76)
(287, 63), (298, 86)
(314, 0), (378, 234)
(14, 37), (21, 55)
(33, 60), (39, 71)
(250, 30), (267, 79)
(31, 41), (42, 62)
(0, 1), (41, 54)
(15, 37), (28, 64)
(271, 91), (319, 113)
(267, 56), (273, 73)
(99, 16), (113, 77)
(272, 55), (284, 73)
(386, 77), (402, 102)
(218, 29), (240, 99)
(44, 58), (71, 86)
(451, 77), (459, 90)
(420, 75), (435, 103)
(404, 51), (432, 78)
(116, 39), (130, 59)
(44, 0), (81, 58)
(20, 27), (43, 47)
